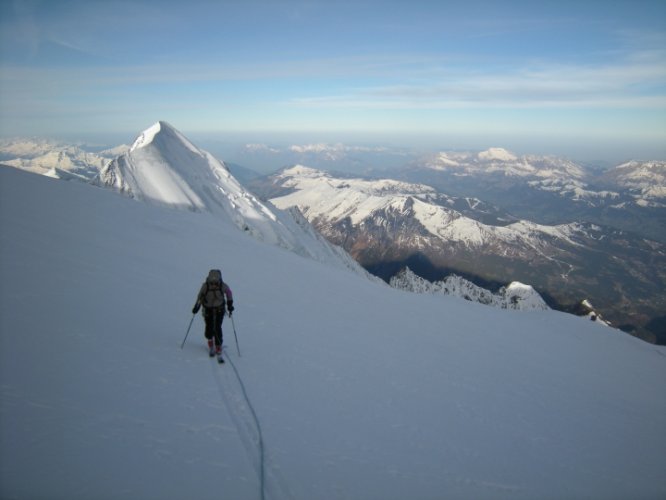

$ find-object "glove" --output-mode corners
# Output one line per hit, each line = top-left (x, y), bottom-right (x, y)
(227, 302), (234, 315)
(192, 304), (200, 314)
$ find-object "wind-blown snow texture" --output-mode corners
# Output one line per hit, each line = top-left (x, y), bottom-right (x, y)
(1, 166), (666, 500)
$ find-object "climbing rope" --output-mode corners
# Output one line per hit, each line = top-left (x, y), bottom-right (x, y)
(225, 354), (266, 500)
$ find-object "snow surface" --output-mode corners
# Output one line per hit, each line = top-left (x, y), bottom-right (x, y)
(2, 166), (666, 500)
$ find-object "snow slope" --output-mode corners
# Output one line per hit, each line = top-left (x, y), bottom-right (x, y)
(1, 166), (665, 500)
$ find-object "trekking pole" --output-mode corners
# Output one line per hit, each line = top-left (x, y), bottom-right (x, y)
(180, 314), (196, 349)
(230, 313), (241, 357)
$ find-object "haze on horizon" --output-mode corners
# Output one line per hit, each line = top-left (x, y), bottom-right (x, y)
(1, 0), (665, 164)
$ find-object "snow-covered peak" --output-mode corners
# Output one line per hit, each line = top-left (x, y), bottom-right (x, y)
(279, 164), (326, 178)
(96, 122), (211, 211)
(129, 122), (162, 151)
(129, 120), (200, 155)
(503, 281), (550, 310)
(423, 148), (586, 181)
(95, 122), (369, 275)
(478, 147), (518, 162)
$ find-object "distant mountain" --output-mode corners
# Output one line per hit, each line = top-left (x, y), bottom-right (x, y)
(0, 138), (117, 180)
(425, 147), (587, 181)
(255, 165), (666, 343)
(414, 147), (629, 204)
(600, 160), (666, 205)
(0, 138), (69, 158)
(401, 149), (665, 243)
(234, 141), (417, 174)
(94, 121), (370, 276)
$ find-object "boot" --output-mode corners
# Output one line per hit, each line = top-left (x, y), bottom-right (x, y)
(208, 339), (215, 357)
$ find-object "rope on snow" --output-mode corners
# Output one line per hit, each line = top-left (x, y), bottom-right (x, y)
(225, 354), (266, 500)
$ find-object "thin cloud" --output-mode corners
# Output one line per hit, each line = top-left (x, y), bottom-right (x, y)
(3, 52), (665, 114)
(286, 54), (666, 110)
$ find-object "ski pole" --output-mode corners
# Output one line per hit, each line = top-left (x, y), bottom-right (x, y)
(180, 314), (196, 349)
(230, 313), (241, 357)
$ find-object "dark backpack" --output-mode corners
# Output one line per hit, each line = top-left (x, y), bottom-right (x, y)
(201, 269), (226, 309)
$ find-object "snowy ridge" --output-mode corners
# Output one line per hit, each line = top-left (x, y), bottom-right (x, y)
(273, 165), (435, 226)
(390, 267), (549, 311)
(270, 165), (583, 250)
(94, 122), (366, 274)
(477, 147), (518, 162)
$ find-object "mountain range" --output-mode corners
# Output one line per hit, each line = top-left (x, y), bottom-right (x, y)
(1, 124), (665, 499)
(400, 148), (665, 243)
(1, 127), (664, 344)
(0, 138), (124, 180)
(253, 164), (665, 344)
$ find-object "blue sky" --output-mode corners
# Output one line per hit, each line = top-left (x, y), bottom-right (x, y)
(1, 0), (665, 161)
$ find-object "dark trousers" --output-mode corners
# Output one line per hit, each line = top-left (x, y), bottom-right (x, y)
(203, 307), (224, 346)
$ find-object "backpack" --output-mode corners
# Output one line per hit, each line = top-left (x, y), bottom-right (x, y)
(201, 269), (226, 309)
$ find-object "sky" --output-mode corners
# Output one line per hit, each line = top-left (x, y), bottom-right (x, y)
(1, 0), (665, 161)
